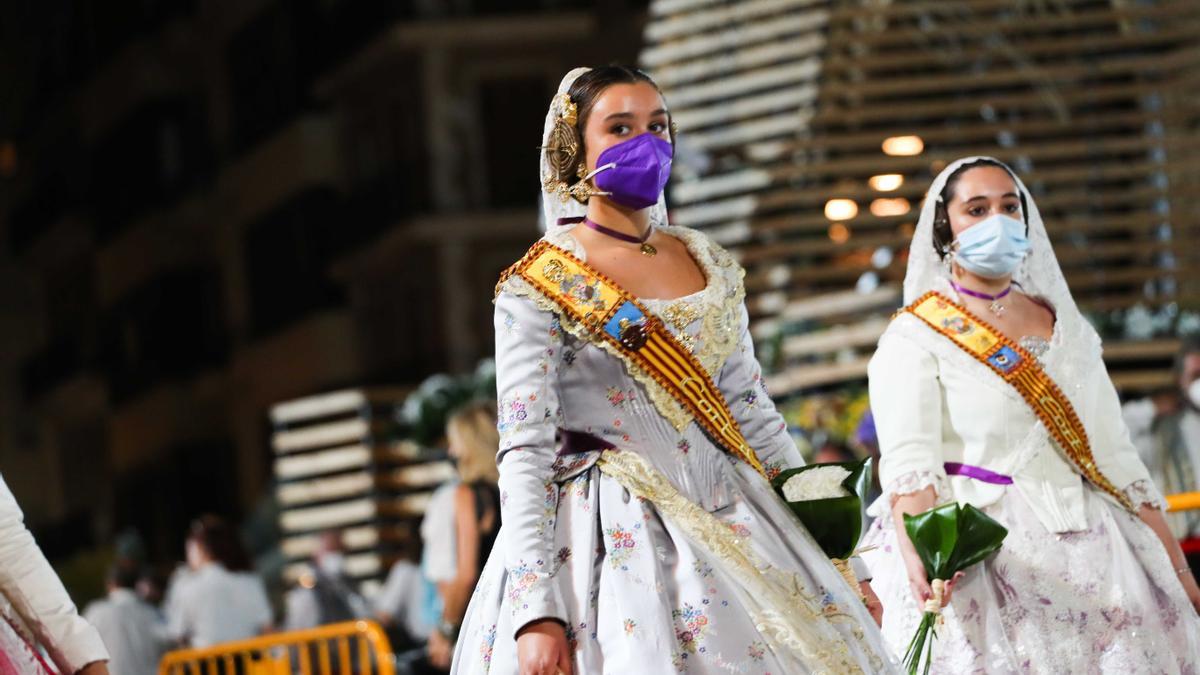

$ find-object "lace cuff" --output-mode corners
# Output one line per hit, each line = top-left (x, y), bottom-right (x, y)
(885, 470), (951, 501)
(866, 470), (952, 520)
(1123, 479), (1168, 510)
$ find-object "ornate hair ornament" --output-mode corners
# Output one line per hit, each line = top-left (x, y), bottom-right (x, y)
(554, 92), (578, 126)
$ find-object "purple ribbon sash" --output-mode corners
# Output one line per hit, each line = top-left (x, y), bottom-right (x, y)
(944, 462), (1013, 485)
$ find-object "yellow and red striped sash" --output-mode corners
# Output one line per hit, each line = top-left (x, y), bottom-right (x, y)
(904, 291), (1135, 512)
(497, 241), (767, 479)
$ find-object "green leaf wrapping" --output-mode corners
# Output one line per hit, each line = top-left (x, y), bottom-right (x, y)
(771, 458), (873, 560)
(900, 502), (1008, 674)
(902, 501), (1008, 581)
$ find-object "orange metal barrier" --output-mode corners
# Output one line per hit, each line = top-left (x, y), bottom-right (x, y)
(158, 620), (395, 675)
(1167, 492), (1200, 513)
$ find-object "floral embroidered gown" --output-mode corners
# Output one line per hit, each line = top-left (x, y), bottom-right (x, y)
(862, 309), (1200, 674)
(450, 226), (895, 675)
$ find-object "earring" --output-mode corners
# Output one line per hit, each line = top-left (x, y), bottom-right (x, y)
(565, 175), (604, 203)
(541, 174), (605, 203)
(576, 162), (589, 179)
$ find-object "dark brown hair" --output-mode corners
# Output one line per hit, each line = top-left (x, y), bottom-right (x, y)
(189, 514), (252, 572)
(932, 158), (1030, 258)
(544, 65), (674, 187)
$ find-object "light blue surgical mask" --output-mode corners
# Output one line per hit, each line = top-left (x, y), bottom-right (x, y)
(954, 213), (1030, 278)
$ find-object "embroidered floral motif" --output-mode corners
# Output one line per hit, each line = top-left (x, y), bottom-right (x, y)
(623, 618), (637, 635)
(497, 395), (529, 436)
(738, 388), (759, 410)
(557, 272), (607, 315)
(478, 624), (497, 670)
(672, 602), (711, 654)
(562, 349), (577, 368)
(941, 315), (974, 335)
(605, 523), (641, 569)
(606, 387), (638, 409)
(555, 546), (572, 566)
(502, 312), (519, 334)
(693, 559), (713, 578)
(747, 640), (766, 662)
(505, 562), (541, 608)
(677, 439), (691, 455)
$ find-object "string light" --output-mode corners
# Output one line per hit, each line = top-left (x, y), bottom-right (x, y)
(824, 198), (858, 221)
(870, 198), (911, 217)
(869, 174), (904, 191)
(882, 135), (924, 156)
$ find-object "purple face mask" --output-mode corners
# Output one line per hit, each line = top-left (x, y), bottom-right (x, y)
(589, 133), (674, 210)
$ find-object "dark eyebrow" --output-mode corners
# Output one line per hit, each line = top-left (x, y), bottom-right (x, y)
(963, 192), (1020, 203)
(603, 108), (670, 122)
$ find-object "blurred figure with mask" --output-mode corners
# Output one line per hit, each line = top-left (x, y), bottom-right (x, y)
(284, 530), (368, 629)
(1123, 338), (1200, 567)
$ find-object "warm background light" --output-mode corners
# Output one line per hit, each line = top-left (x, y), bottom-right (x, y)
(828, 222), (851, 244)
(870, 197), (911, 217)
(869, 173), (904, 191)
(824, 198), (858, 221)
(882, 135), (924, 156)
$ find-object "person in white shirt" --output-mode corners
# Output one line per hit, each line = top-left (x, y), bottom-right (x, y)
(863, 157), (1200, 672)
(84, 565), (169, 675)
(0, 473), (110, 675)
(167, 516), (273, 647)
(1123, 339), (1200, 540)
(374, 557), (433, 646)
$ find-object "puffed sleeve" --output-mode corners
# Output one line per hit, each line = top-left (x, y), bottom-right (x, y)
(0, 474), (109, 674)
(718, 304), (803, 479)
(493, 290), (568, 636)
(1088, 359), (1165, 508)
(868, 329), (949, 501)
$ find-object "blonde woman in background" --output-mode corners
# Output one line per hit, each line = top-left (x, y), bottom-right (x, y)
(423, 401), (502, 671)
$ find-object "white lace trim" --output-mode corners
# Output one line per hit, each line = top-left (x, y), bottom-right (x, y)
(1123, 478), (1168, 510)
(555, 225), (746, 376)
(501, 227), (747, 432)
(866, 470), (953, 521)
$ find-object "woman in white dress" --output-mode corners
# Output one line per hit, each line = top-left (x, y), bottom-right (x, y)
(863, 156), (1200, 673)
(0, 473), (109, 675)
(451, 66), (895, 675)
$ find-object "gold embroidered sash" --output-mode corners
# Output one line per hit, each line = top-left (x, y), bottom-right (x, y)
(497, 241), (767, 479)
(904, 291), (1136, 512)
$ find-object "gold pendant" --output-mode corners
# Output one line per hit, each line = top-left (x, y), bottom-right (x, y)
(640, 243), (657, 257)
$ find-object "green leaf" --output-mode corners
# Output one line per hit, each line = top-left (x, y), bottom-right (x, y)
(903, 502), (1008, 580)
(946, 503), (1008, 572)
(773, 458), (872, 559)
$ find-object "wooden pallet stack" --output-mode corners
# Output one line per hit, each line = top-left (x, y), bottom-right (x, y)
(270, 388), (455, 592)
(643, 0), (1200, 397)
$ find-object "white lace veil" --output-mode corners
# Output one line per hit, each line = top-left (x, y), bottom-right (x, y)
(904, 156), (1098, 351)
(538, 67), (670, 235)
